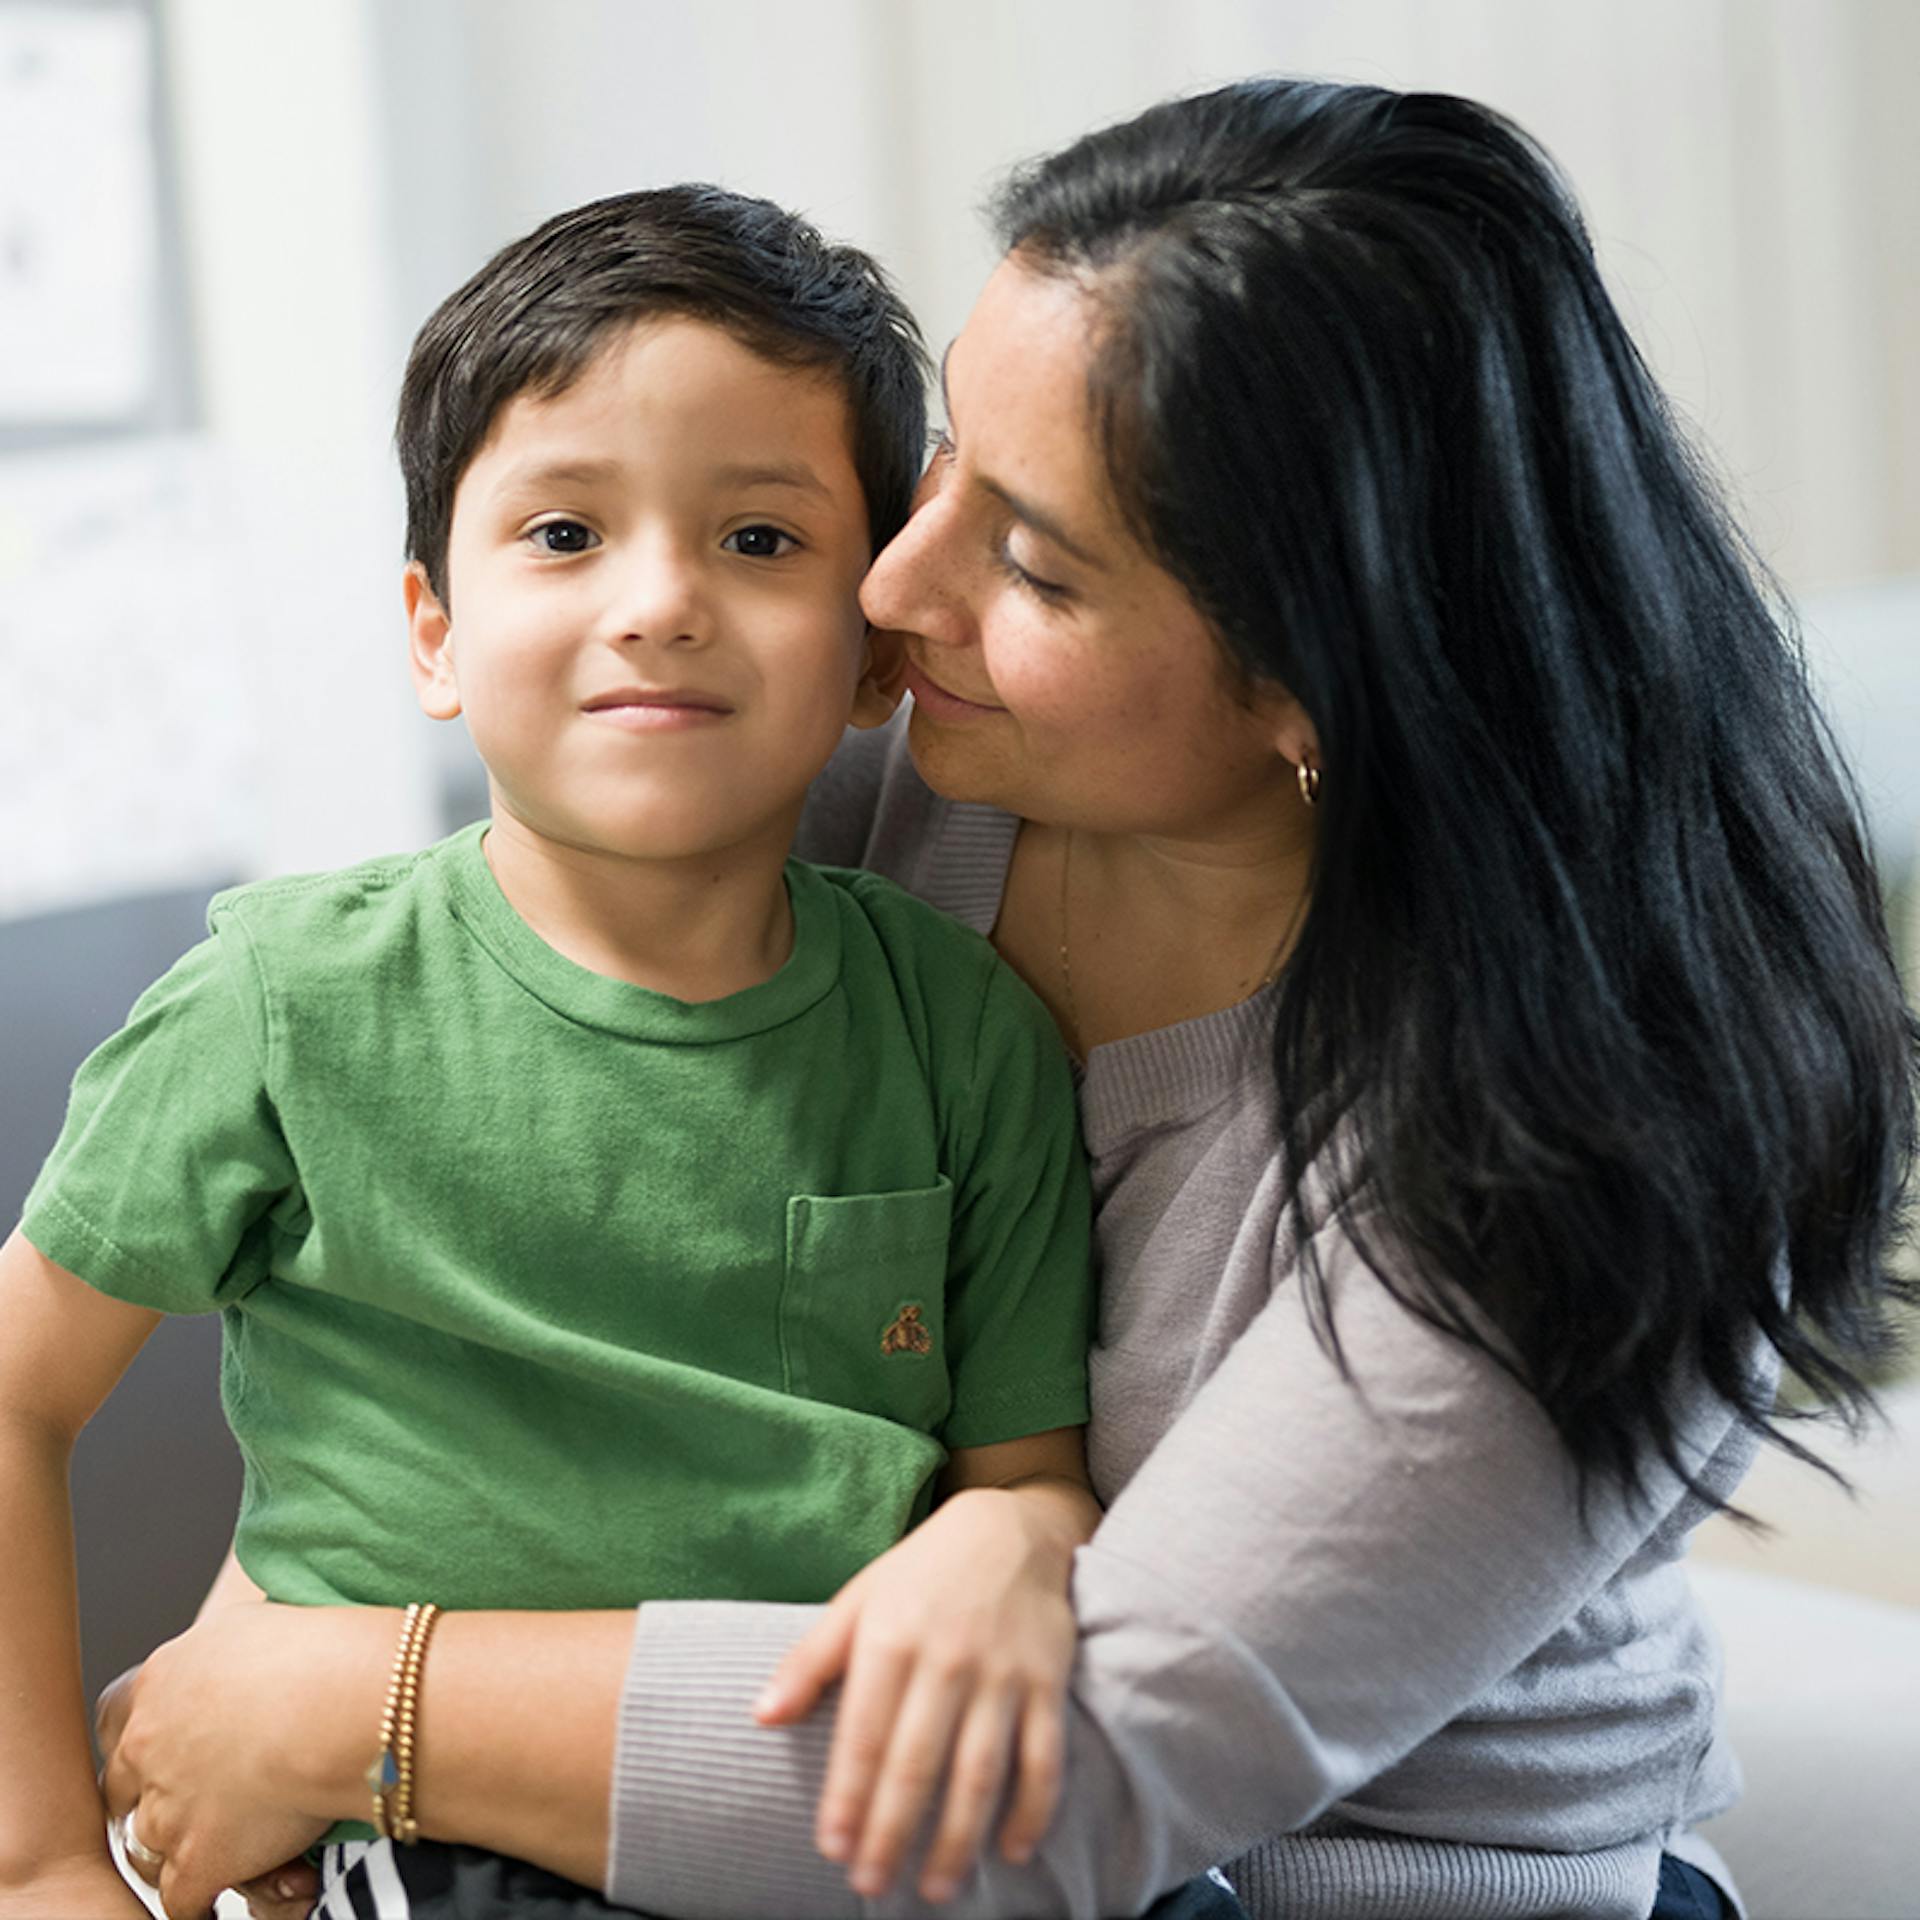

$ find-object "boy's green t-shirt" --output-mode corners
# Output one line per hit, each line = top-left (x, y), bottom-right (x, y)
(24, 825), (1091, 1612)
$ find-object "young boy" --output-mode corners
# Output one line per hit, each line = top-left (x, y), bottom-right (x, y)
(0, 188), (1094, 1918)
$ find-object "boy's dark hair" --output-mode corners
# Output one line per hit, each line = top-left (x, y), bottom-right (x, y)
(398, 185), (929, 603)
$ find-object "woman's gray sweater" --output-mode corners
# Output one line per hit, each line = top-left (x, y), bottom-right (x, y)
(606, 721), (1751, 1920)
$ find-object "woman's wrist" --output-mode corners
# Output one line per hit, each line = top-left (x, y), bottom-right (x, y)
(346, 1608), (629, 1885)
(270, 1604), (410, 1822)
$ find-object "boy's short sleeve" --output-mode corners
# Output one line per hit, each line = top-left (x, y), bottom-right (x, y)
(21, 917), (296, 1314)
(939, 958), (1093, 1449)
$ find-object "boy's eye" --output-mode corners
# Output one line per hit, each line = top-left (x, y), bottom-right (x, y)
(722, 525), (799, 560)
(527, 519), (598, 554)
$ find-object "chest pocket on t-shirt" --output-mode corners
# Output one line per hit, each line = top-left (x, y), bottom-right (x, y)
(781, 1177), (953, 1435)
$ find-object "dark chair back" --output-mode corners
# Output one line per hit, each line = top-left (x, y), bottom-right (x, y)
(1, 884), (244, 1712)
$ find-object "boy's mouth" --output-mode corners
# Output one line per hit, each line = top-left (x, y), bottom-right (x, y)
(581, 687), (734, 730)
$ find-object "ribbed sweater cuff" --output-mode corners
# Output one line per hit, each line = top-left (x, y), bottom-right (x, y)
(607, 1601), (859, 1919)
(1226, 1828), (1661, 1920)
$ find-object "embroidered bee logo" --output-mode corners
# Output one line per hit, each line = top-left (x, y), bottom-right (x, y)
(880, 1304), (933, 1356)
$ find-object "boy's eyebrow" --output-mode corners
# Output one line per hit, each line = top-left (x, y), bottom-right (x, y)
(705, 460), (836, 502)
(487, 456), (837, 507)
(938, 340), (1106, 572)
(488, 457), (625, 499)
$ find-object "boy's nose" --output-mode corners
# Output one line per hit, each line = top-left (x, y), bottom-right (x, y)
(605, 548), (711, 649)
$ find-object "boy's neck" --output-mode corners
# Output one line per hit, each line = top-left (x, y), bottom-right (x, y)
(479, 807), (801, 1002)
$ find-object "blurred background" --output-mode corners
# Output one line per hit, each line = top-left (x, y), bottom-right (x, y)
(2, 0), (1916, 1732)
(3, 0), (1917, 921)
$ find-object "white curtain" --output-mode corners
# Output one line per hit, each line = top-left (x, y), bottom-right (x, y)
(420, 0), (1919, 596)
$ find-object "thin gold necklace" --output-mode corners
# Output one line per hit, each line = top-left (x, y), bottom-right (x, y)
(1057, 830), (1294, 1056)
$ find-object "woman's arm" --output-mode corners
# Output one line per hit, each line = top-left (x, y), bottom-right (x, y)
(605, 1226), (1751, 1918)
(104, 1461), (1092, 1914)
(101, 1599), (632, 1905)
(107, 1224), (1744, 1919)
(371, 1608), (636, 1880)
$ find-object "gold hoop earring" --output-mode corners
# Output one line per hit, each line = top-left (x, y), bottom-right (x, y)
(1297, 758), (1322, 808)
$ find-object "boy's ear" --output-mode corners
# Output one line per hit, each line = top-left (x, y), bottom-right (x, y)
(849, 626), (909, 730)
(404, 562), (462, 721)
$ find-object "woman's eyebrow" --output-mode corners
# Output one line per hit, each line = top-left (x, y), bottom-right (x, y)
(940, 343), (1107, 571)
(977, 476), (1105, 570)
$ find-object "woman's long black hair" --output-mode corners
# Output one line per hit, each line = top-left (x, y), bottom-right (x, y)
(995, 79), (1918, 1511)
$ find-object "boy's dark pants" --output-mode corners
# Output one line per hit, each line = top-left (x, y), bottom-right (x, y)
(322, 1839), (1250, 1918)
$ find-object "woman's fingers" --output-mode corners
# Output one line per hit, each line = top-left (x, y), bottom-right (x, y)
(755, 1599), (857, 1725)
(99, 1748), (135, 1822)
(95, 1663), (139, 1768)
(235, 1862), (321, 1920)
(113, 1804), (165, 1889)
(121, 1793), (211, 1920)
(997, 1687), (1065, 1864)
(156, 1850), (219, 1920)
(845, 1660), (976, 1898)
(813, 1635), (913, 1861)
(915, 1684), (1021, 1901)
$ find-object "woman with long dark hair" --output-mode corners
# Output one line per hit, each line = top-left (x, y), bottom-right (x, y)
(97, 79), (1913, 1920)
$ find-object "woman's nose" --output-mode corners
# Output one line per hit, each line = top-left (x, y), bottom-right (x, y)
(860, 459), (964, 642)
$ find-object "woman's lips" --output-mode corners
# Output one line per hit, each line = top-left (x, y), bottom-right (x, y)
(903, 657), (1005, 719)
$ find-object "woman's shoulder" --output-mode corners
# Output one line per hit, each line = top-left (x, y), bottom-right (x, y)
(796, 705), (1019, 935)
(794, 710), (921, 872)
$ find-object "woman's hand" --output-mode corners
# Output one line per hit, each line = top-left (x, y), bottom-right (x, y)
(95, 1603), (391, 1920)
(97, 1665), (315, 1920)
(753, 1483), (1083, 1903)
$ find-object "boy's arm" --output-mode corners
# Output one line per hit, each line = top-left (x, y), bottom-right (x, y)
(936, 1424), (1101, 1563)
(0, 1227), (160, 1915)
(755, 1423), (1100, 1905)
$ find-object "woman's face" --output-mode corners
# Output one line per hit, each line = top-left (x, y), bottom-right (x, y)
(860, 253), (1309, 841)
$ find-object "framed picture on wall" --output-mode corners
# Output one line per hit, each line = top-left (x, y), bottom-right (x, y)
(0, 0), (191, 442)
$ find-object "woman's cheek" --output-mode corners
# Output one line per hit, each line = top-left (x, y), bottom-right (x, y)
(988, 615), (1100, 729)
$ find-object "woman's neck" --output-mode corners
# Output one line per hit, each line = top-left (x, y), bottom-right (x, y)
(995, 811), (1316, 1058)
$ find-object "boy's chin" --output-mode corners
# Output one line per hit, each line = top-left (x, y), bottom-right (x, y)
(496, 802), (804, 870)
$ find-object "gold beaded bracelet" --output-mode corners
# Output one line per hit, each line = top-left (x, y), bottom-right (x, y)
(366, 1601), (440, 1844)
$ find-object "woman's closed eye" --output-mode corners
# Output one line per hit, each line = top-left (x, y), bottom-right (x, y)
(995, 539), (1071, 606)
(722, 524), (802, 560)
